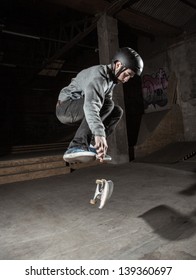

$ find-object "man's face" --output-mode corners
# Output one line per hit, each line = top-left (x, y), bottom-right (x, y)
(114, 61), (135, 83)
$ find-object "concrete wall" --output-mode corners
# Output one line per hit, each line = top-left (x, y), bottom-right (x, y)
(135, 34), (196, 157)
(168, 35), (196, 141)
(138, 36), (171, 113)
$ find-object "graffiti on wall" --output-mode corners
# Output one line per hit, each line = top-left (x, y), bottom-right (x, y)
(142, 68), (169, 111)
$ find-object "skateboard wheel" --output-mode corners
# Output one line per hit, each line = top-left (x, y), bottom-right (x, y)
(96, 179), (102, 184)
(90, 199), (97, 205)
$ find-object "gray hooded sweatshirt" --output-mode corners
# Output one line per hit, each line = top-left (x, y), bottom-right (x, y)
(58, 64), (116, 137)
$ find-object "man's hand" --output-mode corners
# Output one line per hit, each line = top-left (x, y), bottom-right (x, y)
(94, 136), (108, 162)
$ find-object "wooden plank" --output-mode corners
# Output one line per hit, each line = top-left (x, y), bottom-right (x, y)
(0, 160), (66, 176)
(167, 72), (177, 106)
(0, 155), (63, 168)
(12, 142), (68, 153)
(0, 167), (70, 185)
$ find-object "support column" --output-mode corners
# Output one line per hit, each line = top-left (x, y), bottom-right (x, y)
(97, 14), (129, 163)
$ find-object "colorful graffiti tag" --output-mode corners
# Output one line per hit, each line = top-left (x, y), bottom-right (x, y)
(142, 68), (169, 110)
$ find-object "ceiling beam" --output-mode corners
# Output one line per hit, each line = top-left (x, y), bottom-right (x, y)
(44, 19), (98, 66)
(47, 0), (181, 36)
(44, 0), (130, 66)
(43, 0), (182, 68)
(116, 8), (181, 36)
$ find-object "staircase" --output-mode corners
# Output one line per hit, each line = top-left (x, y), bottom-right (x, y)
(0, 142), (69, 185)
(0, 143), (101, 185)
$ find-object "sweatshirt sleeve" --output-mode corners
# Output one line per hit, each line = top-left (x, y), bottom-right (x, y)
(83, 76), (106, 137)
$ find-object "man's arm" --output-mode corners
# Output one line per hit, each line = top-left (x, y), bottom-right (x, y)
(83, 77), (108, 160)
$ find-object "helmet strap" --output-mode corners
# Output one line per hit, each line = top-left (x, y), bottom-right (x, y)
(110, 62), (127, 83)
(112, 61), (127, 78)
(115, 65), (127, 78)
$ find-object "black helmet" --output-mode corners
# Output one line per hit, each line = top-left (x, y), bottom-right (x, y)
(112, 47), (144, 76)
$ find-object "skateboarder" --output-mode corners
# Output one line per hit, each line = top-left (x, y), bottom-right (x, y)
(56, 47), (143, 162)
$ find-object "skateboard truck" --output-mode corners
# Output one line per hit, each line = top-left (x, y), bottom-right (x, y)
(90, 179), (114, 209)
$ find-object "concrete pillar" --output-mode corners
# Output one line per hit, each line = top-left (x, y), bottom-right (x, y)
(97, 14), (129, 163)
(168, 37), (196, 141)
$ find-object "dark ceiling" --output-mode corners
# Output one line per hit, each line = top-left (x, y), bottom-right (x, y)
(0, 0), (196, 89)
(0, 0), (196, 148)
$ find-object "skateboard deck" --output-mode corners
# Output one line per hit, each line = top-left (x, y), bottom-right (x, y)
(64, 154), (96, 163)
(63, 153), (112, 164)
(90, 179), (114, 209)
(63, 149), (97, 163)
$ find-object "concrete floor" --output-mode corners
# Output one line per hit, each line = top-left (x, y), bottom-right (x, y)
(0, 159), (196, 260)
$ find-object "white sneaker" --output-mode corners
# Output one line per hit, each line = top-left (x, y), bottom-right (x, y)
(63, 147), (96, 162)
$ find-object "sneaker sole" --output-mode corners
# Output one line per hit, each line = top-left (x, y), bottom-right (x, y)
(63, 151), (96, 163)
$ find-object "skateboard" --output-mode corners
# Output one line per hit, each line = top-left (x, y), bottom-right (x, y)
(63, 153), (112, 164)
(90, 179), (114, 209)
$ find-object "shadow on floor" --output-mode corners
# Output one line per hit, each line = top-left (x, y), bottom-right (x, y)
(178, 183), (196, 196)
(139, 205), (196, 241)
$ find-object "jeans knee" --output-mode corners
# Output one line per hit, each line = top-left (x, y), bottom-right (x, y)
(102, 99), (114, 114)
(114, 105), (123, 118)
(56, 99), (84, 124)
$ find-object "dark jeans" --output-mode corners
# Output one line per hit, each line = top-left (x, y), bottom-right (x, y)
(56, 98), (123, 149)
